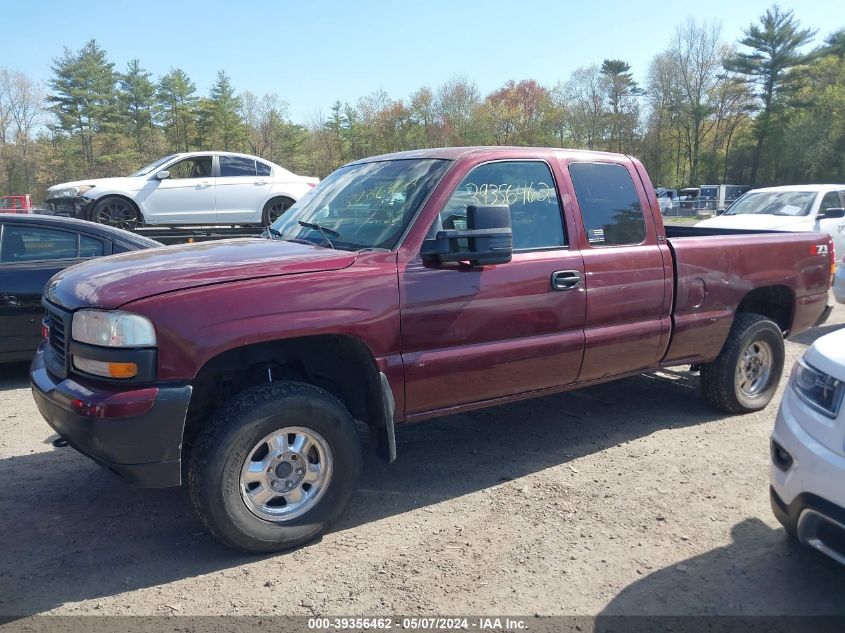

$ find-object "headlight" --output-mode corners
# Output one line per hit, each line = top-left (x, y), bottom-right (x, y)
(51, 185), (95, 198)
(72, 310), (156, 347)
(792, 358), (845, 418)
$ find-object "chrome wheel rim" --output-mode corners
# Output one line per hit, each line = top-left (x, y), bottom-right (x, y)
(266, 200), (292, 225)
(240, 426), (333, 521)
(736, 340), (773, 398)
(96, 199), (138, 229)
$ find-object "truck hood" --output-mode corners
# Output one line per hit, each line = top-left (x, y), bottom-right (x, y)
(46, 177), (144, 197)
(696, 214), (813, 231)
(46, 239), (358, 310)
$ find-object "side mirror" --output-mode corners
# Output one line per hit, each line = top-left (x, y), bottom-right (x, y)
(421, 205), (513, 266)
(819, 207), (845, 219)
(155, 170), (170, 180)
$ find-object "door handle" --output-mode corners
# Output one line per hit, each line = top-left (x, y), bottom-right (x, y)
(254, 180), (268, 185)
(551, 270), (581, 291)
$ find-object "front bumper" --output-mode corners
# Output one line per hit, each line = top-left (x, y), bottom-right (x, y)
(770, 389), (845, 564)
(30, 345), (191, 488)
(42, 195), (94, 219)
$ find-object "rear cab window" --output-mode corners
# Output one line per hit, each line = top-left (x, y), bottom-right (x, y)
(568, 162), (647, 247)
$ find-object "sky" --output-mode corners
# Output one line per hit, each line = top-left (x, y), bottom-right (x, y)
(2, 0), (840, 121)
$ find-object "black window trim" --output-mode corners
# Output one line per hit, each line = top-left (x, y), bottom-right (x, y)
(0, 223), (109, 265)
(256, 159), (273, 177)
(440, 158), (571, 254)
(568, 160), (648, 249)
(148, 154), (215, 181)
(219, 154), (259, 178)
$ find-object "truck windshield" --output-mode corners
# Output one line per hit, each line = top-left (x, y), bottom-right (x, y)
(724, 191), (816, 217)
(269, 158), (451, 250)
(131, 155), (178, 177)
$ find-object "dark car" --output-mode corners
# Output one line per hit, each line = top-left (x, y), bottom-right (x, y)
(0, 214), (160, 363)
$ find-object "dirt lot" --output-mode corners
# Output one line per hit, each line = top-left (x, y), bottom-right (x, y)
(1, 304), (845, 618)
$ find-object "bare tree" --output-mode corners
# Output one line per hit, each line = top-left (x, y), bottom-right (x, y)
(0, 68), (46, 193)
(668, 19), (723, 186)
(436, 76), (481, 146)
(563, 65), (607, 150)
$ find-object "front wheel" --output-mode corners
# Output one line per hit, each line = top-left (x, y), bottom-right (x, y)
(262, 197), (294, 226)
(188, 381), (362, 553)
(92, 197), (141, 230)
(700, 313), (785, 414)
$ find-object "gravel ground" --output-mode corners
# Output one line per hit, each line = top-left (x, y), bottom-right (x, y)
(1, 303), (844, 618)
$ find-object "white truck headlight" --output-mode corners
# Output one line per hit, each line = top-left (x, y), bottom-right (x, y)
(72, 310), (157, 348)
(792, 359), (845, 419)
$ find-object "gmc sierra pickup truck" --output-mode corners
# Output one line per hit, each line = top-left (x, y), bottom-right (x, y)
(30, 147), (834, 552)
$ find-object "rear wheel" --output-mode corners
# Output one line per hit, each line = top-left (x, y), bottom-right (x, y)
(188, 381), (361, 553)
(262, 197), (294, 226)
(700, 313), (785, 414)
(92, 197), (141, 230)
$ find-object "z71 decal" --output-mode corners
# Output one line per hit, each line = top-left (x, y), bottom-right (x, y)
(814, 244), (829, 255)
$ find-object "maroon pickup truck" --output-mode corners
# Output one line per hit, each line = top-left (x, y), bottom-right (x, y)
(30, 147), (834, 552)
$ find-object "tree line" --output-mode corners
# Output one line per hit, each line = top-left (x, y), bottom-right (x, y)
(0, 5), (843, 203)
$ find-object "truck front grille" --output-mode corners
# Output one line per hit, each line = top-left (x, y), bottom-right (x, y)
(44, 303), (71, 378)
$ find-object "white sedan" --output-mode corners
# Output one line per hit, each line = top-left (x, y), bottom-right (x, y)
(771, 328), (845, 565)
(44, 152), (318, 228)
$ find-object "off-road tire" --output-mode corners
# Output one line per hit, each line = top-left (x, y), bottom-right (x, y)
(700, 313), (785, 414)
(188, 381), (362, 553)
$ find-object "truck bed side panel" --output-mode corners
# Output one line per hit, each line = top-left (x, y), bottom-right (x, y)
(663, 233), (831, 365)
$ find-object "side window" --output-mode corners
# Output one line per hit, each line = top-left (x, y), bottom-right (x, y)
(256, 161), (272, 177)
(79, 235), (105, 258)
(820, 191), (840, 211)
(0, 226), (79, 263)
(168, 157), (212, 179)
(435, 161), (566, 250)
(220, 156), (257, 177)
(569, 162), (646, 247)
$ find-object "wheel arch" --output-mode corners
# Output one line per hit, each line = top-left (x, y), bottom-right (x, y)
(185, 334), (394, 460)
(89, 193), (145, 223)
(735, 285), (795, 335)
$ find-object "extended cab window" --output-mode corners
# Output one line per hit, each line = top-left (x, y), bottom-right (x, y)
(436, 161), (566, 250)
(0, 226), (80, 263)
(569, 162), (646, 246)
(220, 156), (257, 177)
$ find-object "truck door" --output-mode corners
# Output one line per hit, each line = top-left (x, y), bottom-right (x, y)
(399, 159), (586, 416)
(564, 160), (671, 382)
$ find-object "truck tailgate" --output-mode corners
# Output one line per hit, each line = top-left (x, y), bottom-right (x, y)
(662, 228), (832, 365)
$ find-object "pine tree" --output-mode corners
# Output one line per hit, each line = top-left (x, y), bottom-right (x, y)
(157, 68), (198, 152)
(725, 5), (817, 183)
(199, 70), (246, 150)
(48, 39), (119, 170)
(119, 59), (157, 158)
(600, 59), (643, 153)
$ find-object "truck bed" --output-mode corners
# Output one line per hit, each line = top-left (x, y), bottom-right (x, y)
(662, 227), (832, 366)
